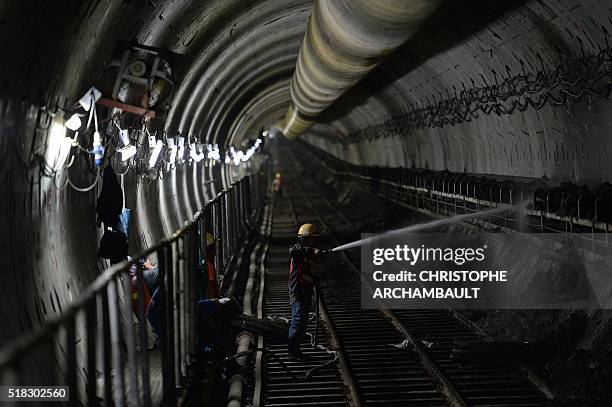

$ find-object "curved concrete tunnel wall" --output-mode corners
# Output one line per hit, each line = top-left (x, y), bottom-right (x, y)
(302, 0), (612, 184)
(1, 0), (612, 358)
(0, 0), (312, 346)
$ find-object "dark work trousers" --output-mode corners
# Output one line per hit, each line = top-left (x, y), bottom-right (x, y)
(288, 290), (312, 357)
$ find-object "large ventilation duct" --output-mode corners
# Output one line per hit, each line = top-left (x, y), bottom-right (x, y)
(281, 0), (448, 138)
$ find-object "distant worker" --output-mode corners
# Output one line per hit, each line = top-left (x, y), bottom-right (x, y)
(288, 223), (320, 361)
(274, 172), (282, 199)
(206, 233), (220, 299)
(129, 257), (162, 340)
(140, 258), (159, 292)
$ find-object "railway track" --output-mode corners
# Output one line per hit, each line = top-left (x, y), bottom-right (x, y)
(253, 146), (550, 406)
(303, 182), (549, 406)
(256, 196), (349, 407)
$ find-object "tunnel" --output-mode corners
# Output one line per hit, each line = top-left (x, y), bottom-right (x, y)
(1, 0), (612, 405)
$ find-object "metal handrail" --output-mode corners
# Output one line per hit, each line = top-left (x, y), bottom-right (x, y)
(0, 173), (266, 406)
(318, 159), (612, 233)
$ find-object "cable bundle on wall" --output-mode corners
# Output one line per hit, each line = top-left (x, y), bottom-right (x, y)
(340, 29), (612, 144)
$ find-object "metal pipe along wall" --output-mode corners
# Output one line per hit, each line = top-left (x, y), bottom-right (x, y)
(280, 0), (448, 138)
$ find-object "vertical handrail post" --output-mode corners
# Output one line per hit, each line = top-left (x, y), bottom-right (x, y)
(86, 299), (97, 406)
(177, 235), (186, 381)
(66, 315), (77, 407)
(107, 279), (125, 406)
(173, 239), (182, 386)
(121, 271), (140, 406)
(100, 288), (113, 406)
(159, 245), (177, 405)
(135, 265), (152, 407)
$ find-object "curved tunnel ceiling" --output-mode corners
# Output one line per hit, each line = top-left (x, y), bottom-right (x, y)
(7, 0), (604, 182)
(67, 0), (609, 186)
(3, 0), (612, 384)
(132, 0), (314, 149)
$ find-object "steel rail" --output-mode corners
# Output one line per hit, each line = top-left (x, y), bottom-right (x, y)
(287, 196), (363, 407)
(292, 146), (549, 406)
(296, 187), (467, 407)
(285, 193), (363, 407)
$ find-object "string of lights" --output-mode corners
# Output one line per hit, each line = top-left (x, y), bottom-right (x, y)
(16, 87), (266, 193)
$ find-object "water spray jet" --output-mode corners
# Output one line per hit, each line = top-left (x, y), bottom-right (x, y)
(329, 204), (526, 253)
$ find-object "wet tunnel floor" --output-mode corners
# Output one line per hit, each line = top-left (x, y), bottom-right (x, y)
(256, 143), (548, 406)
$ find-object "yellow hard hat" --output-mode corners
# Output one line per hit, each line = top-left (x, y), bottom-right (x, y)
(206, 233), (216, 247)
(275, 172), (282, 178)
(297, 223), (318, 237)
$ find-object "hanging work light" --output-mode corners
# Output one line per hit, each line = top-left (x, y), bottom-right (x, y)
(65, 114), (82, 131)
(78, 87), (102, 111)
(207, 144), (220, 161)
(233, 151), (243, 166)
(190, 142), (204, 163)
(148, 138), (163, 168)
(166, 138), (177, 170)
(117, 128), (136, 161)
(177, 137), (185, 163)
(244, 146), (255, 161)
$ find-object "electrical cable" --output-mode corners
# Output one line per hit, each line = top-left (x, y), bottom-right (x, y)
(342, 42), (612, 144)
(66, 167), (100, 192)
(114, 159), (131, 176)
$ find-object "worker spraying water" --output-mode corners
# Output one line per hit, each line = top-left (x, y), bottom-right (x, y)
(288, 223), (321, 362)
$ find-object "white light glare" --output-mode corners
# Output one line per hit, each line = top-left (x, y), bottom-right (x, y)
(224, 154), (231, 164)
(177, 137), (185, 162)
(167, 138), (177, 169)
(244, 147), (255, 161)
(148, 140), (164, 168)
(47, 118), (73, 171)
(233, 151), (243, 166)
(117, 128), (136, 161)
(207, 144), (221, 161)
(118, 145), (137, 161)
(78, 87), (102, 111)
(119, 129), (130, 146)
(56, 137), (73, 170)
(65, 114), (82, 131)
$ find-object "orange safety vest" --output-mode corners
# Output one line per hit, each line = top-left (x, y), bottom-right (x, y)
(207, 261), (220, 299)
(130, 274), (152, 316)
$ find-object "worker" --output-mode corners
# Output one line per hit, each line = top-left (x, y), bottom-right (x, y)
(206, 233), (220, 299)
(129, 256), (162, 340)
(288, 223), (320, 361)
(273, 172), (282, 199)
